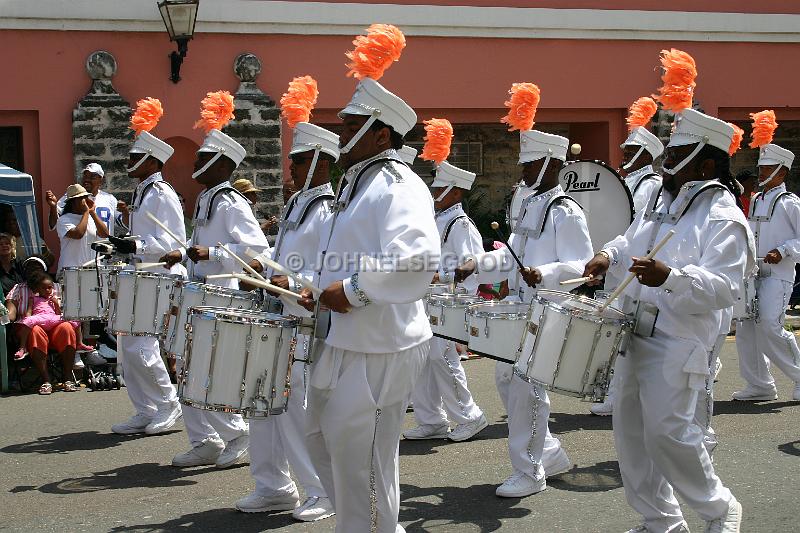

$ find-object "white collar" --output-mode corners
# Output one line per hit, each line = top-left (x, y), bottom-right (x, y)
(529, 184), (564, 203)
(198, 180), (233, 200)
(343, 149), (399, 180)
(761, 183), (787, 199)
(435, 203), (465, 220)
(626, 165), (655, 183)
(136, 172), (162, 192)
(297, 182), (333, 205)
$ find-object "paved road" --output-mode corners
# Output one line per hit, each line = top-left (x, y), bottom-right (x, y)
(2, 339), (798, 532)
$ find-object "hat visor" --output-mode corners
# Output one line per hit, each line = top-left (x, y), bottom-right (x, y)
(67, 192), (92, 200)
(338, 104), (372, 120)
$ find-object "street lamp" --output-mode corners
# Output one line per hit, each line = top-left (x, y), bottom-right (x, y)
(157, 0), (199, 83)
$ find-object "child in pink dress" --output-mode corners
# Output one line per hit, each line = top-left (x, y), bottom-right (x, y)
(14, 271), (81, 359)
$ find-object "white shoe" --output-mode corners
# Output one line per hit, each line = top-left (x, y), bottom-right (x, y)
(171, 439), (224, 467)
(793, 382), (800, 401)
(73, 352), (85, 370)
(145, 402), (182, 434)
(292, 496), (335, 522)
(111, 413), (151, 435)
(731, 386), (777, 401)
(714, 358), (723, 381)
(448, 414), (488, 442)
(590, 400), (613, 416)
(235, 488), (299, 513)
(625, 522), (689, 533)
(495, 471), (546, 498)
(543, 448), (572, 478)
(403, 423), (450, 440)
(705, 496), (742, 533)
(216, 434), (249, 468)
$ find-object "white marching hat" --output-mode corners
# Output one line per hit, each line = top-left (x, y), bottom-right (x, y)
(130, 131), (174, 164)
(339, 78), (417, 136)
(397, 145), (418, 164)
(758, 143), (794, 169)
(290, 122), (340, 161)
(198, 129), (247, 168)
(431, 161), (475, 191)
(519, 130), (569, 165)
(667, 109), (734, 153)
(622, 127), (664, 160)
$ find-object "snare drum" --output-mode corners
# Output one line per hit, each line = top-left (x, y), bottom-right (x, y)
(733, 277), (758, 321)
(424, 283), (465, 314)
(163, 281), (258, 358)
(178, 307), (298, 417)
(466, 301), (530, 363)
(515, 289), (632, 400)
(61, 266), (118, 320)
(428, 293), (484, 343)
(108, 270), (179, 336)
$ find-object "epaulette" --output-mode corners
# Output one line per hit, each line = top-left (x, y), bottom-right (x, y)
(383, 160), (405, 183)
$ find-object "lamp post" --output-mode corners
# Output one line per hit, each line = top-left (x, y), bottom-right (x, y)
(157, 0), (199, 83)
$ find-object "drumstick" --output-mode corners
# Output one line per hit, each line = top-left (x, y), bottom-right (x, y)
(560, 275), (594, 286)
(598, 229), (676, 313)
(145, 212), (189, 249)
(216, 242), (268, 282)
(81, 259), (97, 268)
(490, 221), (525, 270)
(230, 273), (305, 300)
(244, 248), (322, 297)
(205, 273), (237, 280)
(136, 262), (168, 270)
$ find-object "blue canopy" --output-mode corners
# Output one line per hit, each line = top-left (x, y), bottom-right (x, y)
(0, 164), (43, 256)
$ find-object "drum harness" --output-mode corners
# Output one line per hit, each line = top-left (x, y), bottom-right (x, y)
(747, 189), (795, 280)
(630, 172), (661, 202)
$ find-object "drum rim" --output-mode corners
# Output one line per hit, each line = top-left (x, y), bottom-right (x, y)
(533, 289), (630, 324)
(176, 280), (256, 299)
(114, 269), (179, 279)
(189, 305), (298, 326)
(427, 293), (485, 307)
(467, 300), (531, 319)
(62, 265), (118, 272)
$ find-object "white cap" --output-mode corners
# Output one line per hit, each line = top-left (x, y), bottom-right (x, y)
(519, 130), (569, 165)
(338, 78), (417, 136)
(758, 143), (794, 169)
(397, 145), (418, 164)
(431, 161), (475, 191)
(290, 122), (340, 162)
(622, 126), (664, 160)
(130, 131), (174, 164)
(667, 109), (734, 154)
(82, 162), (105, 177)
(198, 129), (247, 168)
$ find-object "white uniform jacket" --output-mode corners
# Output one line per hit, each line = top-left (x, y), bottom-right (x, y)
(187, 181), (270, 288)
(435, 203), (482, 294)
(603, 180), (754, 350)
(475, 184), (593, 302)
(128, 172), (186, 263)
(624, 165), (662, 215)
(318, 149), (441, 354)
(748, 183), (800, 283)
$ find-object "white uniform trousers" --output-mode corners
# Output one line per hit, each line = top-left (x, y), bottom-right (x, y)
(307, 343), (428, 533)
(615, 333), (732, 533)
(249, 360), (325, 498)
(410, 337), (483, 426)
(119, 335), (177, 417)
(693, 333), (726, 454)
(736, 277), (800, 389)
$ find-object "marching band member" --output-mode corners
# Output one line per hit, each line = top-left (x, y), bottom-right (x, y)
(236, 77), (335, 521)
(733, 110), (800, 402)
(109, 98), (185, 436)
(161, 91), (269, 468)
(404, 118), (488, 442)
(583, 50), (752, 533)
(298, 25), (440, 532)
(456, 83), (592, 497)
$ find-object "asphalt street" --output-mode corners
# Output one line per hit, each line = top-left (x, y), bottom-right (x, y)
(1, 338), (798, 532)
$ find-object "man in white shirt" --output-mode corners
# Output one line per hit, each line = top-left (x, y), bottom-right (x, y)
(48, 163), (122, 236)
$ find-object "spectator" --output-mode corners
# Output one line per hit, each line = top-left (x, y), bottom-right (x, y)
(48, 163), (123, 235)
(54, 184), (109, 273)
(0, 204), (56, 265)
(477, 239), (509, 300)
(233, 178), (278, 233)
(0, 232), (24, 295)
(736, 169), (757, 215)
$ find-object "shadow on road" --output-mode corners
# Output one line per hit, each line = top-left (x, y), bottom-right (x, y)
(550, 411), (613, 433)
(713, 400), (799, 415)
(549, 460), (623, 493)
(778, 440), (800, 457)
(1, 430), (180, 455)
(400, 482), (530, 532)
(400, 422), (508, 456)
(108, 508), (295, 532)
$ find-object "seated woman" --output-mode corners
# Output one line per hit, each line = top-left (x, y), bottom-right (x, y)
(0, 232), (24, 296)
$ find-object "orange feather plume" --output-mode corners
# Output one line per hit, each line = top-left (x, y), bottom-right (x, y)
(749, 110), (778, 148)
(728, 123), (744, 156)
(280, 76), (319, 129)
(626, 97), (658, 132)
(345, 24), (406, 81)
(500, 83), (540, 132)
(652, 49), (697, 113)
(194, 90), (236, 133)
(420, 118), (453, 165)
(130, 97), (163, 136)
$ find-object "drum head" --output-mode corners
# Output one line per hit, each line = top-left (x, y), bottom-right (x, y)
(535, 289), (627, 321)
(505, 181), (534, 230)
(559, 160), (633, 252)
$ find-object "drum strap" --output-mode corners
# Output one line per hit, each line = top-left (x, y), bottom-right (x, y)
(748, 191), (795, 258)
(271, 193), (335, 271)
(130, 179), (176, 212)
(630, 173), (661, 201)
(194, 185), (248, 223)
(441, 214), (476, 246)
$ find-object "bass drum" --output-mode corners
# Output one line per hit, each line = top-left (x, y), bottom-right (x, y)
(505, 181), (534, 230)
(558, 160), (634, 252)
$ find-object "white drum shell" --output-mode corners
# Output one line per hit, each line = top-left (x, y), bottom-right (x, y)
(733, 277), (758, 321)
(108, 270), (177, 336)
(428, 294), (484, 343)
(466, 301), (529, 362)
(424, 283), (465, 315)
(61, 266), (116, 320)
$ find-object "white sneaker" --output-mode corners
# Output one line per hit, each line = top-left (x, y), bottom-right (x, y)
(73, 352), (85, 370)
(403, 423), (450, 440)
(172, 439), (224, 467)
(793, 382), (800, 401)
(448, 414), (488, 442)
(543, 448), (572, 478)
(731, 386), (777, 401)
(292, 496), (335, 522)
(111, 413), (151, 435)
(216, 434), (249, 468)
(495, 471), (546, 498)
(590, 400), (613, 416)
(235, 488), (300, 513)
(705, 496), (742, 533)
(145, 402), (182, 434)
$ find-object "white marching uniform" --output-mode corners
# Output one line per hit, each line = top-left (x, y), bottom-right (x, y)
(250, 183), (333, 500)
(179, 181), (270, 447)
(120, 172), (185, 418)
(411, 203), (484, 428)
(475, 183), (593, 481)
(735, 184), (800, 392)
(694, 306), (732, 454)
(603, 180), (753, 532)
(306, 150), (440, 533)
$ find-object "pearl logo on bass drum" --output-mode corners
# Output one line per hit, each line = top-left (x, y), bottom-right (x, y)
(564, 170), (601, 193)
